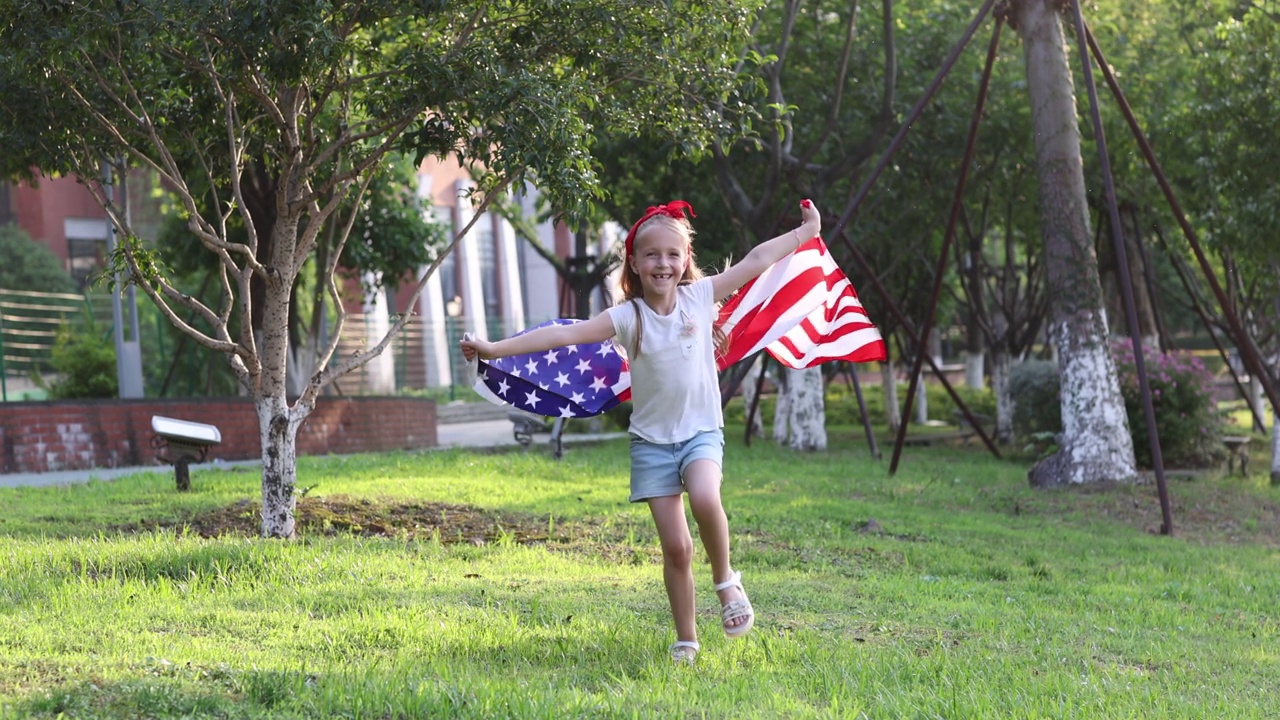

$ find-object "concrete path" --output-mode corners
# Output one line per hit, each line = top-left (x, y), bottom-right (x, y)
(0, 420), (626, 489)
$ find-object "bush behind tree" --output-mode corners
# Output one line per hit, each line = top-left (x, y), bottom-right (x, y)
(1007, 345), (1226, 469)
(0, 224), (77, 294)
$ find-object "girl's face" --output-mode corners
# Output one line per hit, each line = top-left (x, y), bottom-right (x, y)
(629, 225), (690, 297)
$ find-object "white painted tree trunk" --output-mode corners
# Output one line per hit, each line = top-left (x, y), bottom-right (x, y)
(1015, 0), (1137, 487)
(256, 218), (310, 538)
(772, 368), (791, 445)
(915, 372), (929, 425)
(258, 394), (303, 538)
(881, 359), (901, 432)
(1249, 375), (1265, 433)
(1271, 412), (1279, 485)
(780, 366), (827, 451)
(741, 356), (765, 439)
(965, 351), (985, 390)
(992, 349), (1014, 444)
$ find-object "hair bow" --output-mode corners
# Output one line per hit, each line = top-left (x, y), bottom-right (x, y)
(623, 200), (696, 257)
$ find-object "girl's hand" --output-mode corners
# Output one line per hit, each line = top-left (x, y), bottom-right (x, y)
(460, 337), (496, 361)
(799, 199), (821, 236)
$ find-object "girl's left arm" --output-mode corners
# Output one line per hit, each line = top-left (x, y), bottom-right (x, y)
(710, 200), (822, 302)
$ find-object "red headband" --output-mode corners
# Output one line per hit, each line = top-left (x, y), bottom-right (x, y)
(624, 200), (696, 257)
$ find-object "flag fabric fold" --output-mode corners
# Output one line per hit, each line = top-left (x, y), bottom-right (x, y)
(471, 237), (885, 418)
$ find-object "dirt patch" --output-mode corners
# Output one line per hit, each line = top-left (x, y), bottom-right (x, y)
(1001, 474), (1280, 547)
(112, 494), (652, 558)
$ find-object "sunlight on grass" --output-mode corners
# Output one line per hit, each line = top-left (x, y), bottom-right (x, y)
(2, 435), (1279, 718)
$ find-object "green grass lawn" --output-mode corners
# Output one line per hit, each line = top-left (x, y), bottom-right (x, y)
(2, 426), (1279, 718)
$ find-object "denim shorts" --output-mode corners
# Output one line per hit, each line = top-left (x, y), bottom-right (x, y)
(627, 428), (725, 503)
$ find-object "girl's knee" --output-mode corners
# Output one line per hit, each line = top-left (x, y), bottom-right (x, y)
(662, 537), (695, 568)
(687, 493), (724, 523)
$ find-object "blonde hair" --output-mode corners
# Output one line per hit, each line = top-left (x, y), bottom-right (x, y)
(617, 214), (727, 360)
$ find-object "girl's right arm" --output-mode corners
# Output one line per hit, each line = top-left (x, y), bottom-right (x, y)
(459, 311), (617, 361)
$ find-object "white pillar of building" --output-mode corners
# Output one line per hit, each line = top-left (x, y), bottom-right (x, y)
(496, 214), (525, 335)
(516, 185), (561, 324)
(455, 180), (489, 339)
(361, 273), (396, 394)
(415, 174), (453, 388)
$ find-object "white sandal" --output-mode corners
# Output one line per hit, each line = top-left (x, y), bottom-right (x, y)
(670, 640), (700, 665)
(715, 570), (755, 638)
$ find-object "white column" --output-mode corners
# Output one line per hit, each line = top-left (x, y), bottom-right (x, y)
(361, 274), (395, 394)
(415, 174), (452, 388)
(455, 181), (489, 339)
(496, 215), (525, 335)
(517, 185), (561, 324)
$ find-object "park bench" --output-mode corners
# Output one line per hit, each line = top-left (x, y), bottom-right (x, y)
(1222, 435), (1251, 476)
(509, 410), (567, 459)
(150, 415), (221, 491)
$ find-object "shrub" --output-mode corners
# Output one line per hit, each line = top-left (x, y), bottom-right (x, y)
(45, 314), (118, 398)
(1111, 338), (1225, 469)
(0, 224), (78, 293)
(1008, 360), (1062, 439)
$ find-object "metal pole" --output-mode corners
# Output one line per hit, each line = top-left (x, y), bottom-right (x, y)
(847, 362), (880, 460)
(1083, 22), (1280, 421)
(102, 160), (128, 389)
(0, 298), (7, 402)
(890, 18), (1004, 475)
(1071, 1), (1173, 534)
(823, 0), (1003, 461)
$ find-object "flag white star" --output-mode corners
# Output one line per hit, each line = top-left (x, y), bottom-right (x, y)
(575, 358), (592, 374)
(554, 372), (570, 388)
(542, 349), (559, 365)
(566, 344), (579, 354)
(524, 390), (541, 409)
(590, 375), (607, 392)
(570, 391), (586, 405)
(524, 358), (539, 375)
(558, 405), (576, 418)
(596, 343), (614, 357)
(497, 378), (510, 396)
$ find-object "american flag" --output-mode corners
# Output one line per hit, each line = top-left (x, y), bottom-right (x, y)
(470, 319), (632, 418)
(470, 237), (884, 418)
(716, 236), (886, 369)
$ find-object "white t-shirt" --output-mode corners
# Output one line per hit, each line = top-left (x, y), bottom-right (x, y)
(607, 278), (723, 444)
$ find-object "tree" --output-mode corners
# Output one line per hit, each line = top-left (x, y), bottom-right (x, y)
(1012, 0), (1137, 487)
(1176, 5), (1280, 482)
(0, 0), (759, 537)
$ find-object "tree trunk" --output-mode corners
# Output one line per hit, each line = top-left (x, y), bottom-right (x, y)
(991, 347), (1014, 444)
(772, 369), (791, 445)
(1015, 0), (1136, 487)
(881, 358), (901, 432)
(258, 394), (303, 538)
(1098, 207), (1158, 348)
(915, 371), (929, 425)
(965, 351), (985, 390)
(781, 366), (827, 451)
(258, 217), (303, 537)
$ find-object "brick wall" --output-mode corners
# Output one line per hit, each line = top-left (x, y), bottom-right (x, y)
(0, 397), (437, 474)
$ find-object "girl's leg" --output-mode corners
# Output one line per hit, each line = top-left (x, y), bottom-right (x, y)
(684, 459), (748, 629)
(646, 494), (698, 644)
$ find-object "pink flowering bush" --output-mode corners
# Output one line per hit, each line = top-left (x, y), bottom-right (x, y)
(1111, 338), (1226, 469)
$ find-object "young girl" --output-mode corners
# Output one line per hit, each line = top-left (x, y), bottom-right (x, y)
(460, 198), (822, 664)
